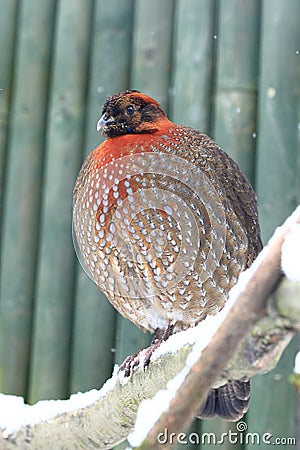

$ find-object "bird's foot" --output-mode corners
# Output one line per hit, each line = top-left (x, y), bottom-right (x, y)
(119, 324), (174, 377)
(118, 341), (161, 377)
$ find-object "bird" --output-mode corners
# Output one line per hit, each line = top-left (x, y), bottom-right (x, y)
(72, 89), (262, 421)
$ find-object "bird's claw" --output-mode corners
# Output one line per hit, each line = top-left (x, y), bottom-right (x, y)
(118, 341), (161, 377)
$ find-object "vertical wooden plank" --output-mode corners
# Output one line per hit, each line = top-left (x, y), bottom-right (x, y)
(170, 0), (216, 130)
(0, 0), (18, 252)
(248, 0), (300, 445)
(71, 271), (117, 393)
(84, 0), (135, 154)
(201, 418), (243, 449)
(130, 0), (174, 110)
(0, 0), (56, 397)
(213, 0), (261, 183)
(248, 342), (297, 449)
(256, 0), (300, 242)
(28, 0), (93, 403)
(113, 320), (151, 366)
(70, 0), (135, 394)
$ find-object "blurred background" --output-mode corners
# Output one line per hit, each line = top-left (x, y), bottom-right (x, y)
(0, 0), (299, 448)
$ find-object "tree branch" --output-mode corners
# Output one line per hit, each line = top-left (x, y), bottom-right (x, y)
(0, 207), (299, 450)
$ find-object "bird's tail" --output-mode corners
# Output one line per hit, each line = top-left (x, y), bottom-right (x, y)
(196, 377), (250, 421)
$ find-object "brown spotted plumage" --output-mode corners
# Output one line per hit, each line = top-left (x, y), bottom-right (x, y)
(72, 90), (262, 421)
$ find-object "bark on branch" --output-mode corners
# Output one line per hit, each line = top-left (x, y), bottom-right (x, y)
(0, 207), (300, 450)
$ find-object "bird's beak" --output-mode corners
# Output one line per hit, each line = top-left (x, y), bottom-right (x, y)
(96, 114), (107, 132)
(96, 114), (113, 132)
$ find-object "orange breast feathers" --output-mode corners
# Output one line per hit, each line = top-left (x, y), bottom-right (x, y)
(72, 134), (233, 323)
(72, 130), (194, 290)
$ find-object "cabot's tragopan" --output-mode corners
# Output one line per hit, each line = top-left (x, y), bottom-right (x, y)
(72, 90), (262, 421)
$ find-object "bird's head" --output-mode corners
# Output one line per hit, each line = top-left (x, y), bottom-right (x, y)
(97, 90), (169, 138)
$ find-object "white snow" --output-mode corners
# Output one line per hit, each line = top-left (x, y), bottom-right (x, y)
(281, 223), (300, 281)
(294, 352), (300, 374)
(0, 365), (118, 437)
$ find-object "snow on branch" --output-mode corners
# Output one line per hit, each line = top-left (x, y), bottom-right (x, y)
(1, 206), (300, 450)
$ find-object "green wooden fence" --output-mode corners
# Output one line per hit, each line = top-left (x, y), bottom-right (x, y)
(0, 0), (299, 448)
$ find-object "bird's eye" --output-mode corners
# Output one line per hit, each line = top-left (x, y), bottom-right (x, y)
(126, 105), (134, 115)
